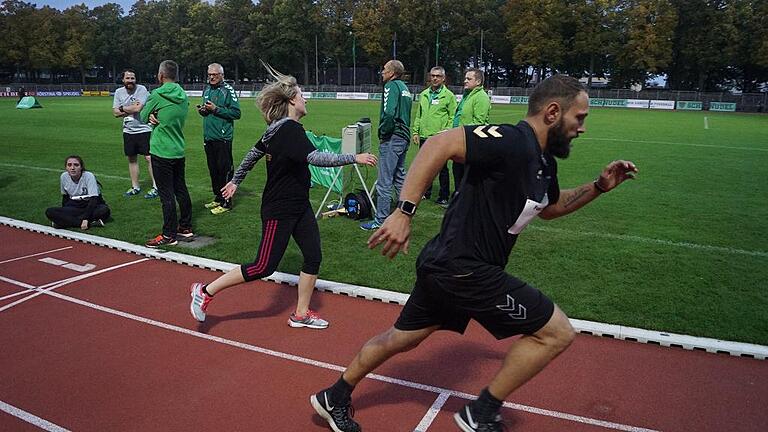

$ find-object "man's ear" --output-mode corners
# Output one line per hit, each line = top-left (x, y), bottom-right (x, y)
(543, 101), (561, 125)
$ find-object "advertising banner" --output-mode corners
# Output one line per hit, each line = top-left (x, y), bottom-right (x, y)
(650, 100), (675, 110)
(313, 92), (337, 99)
(337, 92), (369, 100)
(368, 93), (382, 100)
(510, 96), (529, 104)
(491, 95), (511, 104)
(627, 99), (650, 109)
(709, 102), (736, 112)
(36, 91), (81, 97)
(185, 90), (203, 97)
(676, 101), (703, 110)
(603, 99), (628, 107)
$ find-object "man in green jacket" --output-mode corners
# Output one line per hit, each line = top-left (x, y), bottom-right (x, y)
(198, 62), (241, 215)
(411, 66), (456, 207)
(452, 67), (491, 194)
(361, 60), (413, 230)
(140, 59), (193, 248)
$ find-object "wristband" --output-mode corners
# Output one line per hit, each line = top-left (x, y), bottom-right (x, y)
(593, 180), (609, 194)
(119, 105), (125, 113)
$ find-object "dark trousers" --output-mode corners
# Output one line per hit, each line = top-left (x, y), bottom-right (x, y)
(204, 139), (234, 206)
(241, 206), (322, 281)
(46, 203), (110, 228)
(452, 162), (465, 197)
(418, 138), (450, 201)
(151, 155), (192, 238)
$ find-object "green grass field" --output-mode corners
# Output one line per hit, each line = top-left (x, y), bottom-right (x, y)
(2, 97), (767, 345)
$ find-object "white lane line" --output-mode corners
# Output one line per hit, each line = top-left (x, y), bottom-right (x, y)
(0, 246), (73, 265)
(0, 275), (35, 290)
(0, 400), (71, 432)
(42, 290), (659, 432)
(0, 258), (148, 313)
(414, 392), (450, 432)
(580, 137), (767, 152)
(529, 225), (768, 258)
(0, 291), (32, 301)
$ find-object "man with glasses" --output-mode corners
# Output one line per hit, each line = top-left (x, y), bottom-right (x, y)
(198, 63), (241, 214)
(411, 66), (456, 207)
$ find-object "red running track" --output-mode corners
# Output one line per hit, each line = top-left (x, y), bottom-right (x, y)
(0, 225), (766, 431)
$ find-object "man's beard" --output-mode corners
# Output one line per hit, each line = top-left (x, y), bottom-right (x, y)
(125, 83), (135, 90)
(547, 119), (572, 159)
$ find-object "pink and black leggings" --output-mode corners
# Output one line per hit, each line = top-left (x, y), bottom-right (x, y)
(240, 206), (322, 281)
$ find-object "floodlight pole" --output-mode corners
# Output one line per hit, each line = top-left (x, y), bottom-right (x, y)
(352, 33), (356, 89)
(479, 29), (484, 68)
(435, 29), (440, 65)
(315, 34), (319, 87)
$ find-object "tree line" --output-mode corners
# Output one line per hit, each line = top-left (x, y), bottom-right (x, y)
(1, 0), (766, 91)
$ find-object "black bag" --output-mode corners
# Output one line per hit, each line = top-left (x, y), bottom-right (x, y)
(344, 190), (372, 220)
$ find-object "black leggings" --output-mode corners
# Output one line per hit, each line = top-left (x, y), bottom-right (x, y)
(240, 206), (322, 281)
(46, 203), (110, 228)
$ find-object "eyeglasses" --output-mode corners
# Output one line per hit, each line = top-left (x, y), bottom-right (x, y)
(430, 74), (444, 78)
(208, 73), (221, 77)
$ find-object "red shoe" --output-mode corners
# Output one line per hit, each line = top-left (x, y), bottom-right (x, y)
(145, 234), (177, 248)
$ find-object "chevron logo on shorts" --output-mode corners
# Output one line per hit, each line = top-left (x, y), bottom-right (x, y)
(472, 125), (502, 138)
(496, 294), (527, 320)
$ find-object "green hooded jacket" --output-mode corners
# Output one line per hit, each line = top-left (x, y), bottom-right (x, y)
(379, 79), (412, 140)
(453, 86), (491, 127)
(201, 82), (241, 142)
(412, 85), (457, 139)
(140, 82), (189, 159)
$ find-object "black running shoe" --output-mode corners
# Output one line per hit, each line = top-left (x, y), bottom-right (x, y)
(310, 389), (361, 432)
(454, 403), (506, 432)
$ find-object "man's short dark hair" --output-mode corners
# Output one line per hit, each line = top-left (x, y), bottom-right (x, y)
(159, 60), (178, 81)
(466, 68), (484, 85)
(121, 69), (136, 79)
(527, 75), (586, 115)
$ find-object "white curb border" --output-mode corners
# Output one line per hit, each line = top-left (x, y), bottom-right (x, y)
(3, 216), (766, 360)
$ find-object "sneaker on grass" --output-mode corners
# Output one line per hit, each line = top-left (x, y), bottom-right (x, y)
(288, 310), (329, 329)
(310, 389), (360, 432)
(189, 282), (212, 322)
(454, 403), (506, 432)
(204, 200), (221, 209)
(210, 205), (231, 215)
(177, 227), (194, 238)
(359, 220), (381, 231)
(143, 187), (158, 199)
(145, 234), (177, 248)
(90, 219), (105, 227)
(124, 187), (141, 197)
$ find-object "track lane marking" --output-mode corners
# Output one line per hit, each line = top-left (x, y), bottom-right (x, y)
(0, 276), (35, 290)
(0, 400), (70, 432)
(0, 258), (148, 313)
(40, 290), (660, 432)
(414, 392), (450, 431)
(0, 246), (74, 265)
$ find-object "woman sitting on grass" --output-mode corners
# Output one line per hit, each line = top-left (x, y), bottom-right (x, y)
(189, 64), (378, 329)
(46, 155), (110, 230)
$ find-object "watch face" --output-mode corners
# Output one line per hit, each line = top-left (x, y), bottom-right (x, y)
(399, 200), (416, 215)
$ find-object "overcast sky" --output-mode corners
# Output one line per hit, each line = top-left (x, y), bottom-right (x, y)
(33, 1), (136, 11)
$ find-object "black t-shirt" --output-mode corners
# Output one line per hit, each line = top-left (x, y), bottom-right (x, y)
(257, 120), (316, 219)
(418, 121), (560, 271)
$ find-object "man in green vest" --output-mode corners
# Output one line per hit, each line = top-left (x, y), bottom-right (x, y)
(360, 60), (412, 231)
(411, 66), (456, 207)
(140, 60), (193, 248)
(452, 67), (491, 194)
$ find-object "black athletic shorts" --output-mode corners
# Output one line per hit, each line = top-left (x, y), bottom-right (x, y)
(123, 132), (151, 157)
(394, 263), (555, 340)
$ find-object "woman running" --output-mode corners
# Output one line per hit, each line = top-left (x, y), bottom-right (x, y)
(189, 66), (377, 329)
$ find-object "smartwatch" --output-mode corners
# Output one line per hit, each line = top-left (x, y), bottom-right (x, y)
(396, 200), (417, 217)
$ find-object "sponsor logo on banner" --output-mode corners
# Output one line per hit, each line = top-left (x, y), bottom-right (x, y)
(369, 93), (382, 100)
(36, 91), (80, 96)
(313, 92), (337, 99)
(650, 100), (675, 110)
(510, 96), (529, 104)
(627, 99), (650, 109)
(302, 92), (312, 99)
(337, 92), (368, 100)
(676, 101), (703, 110)
(604, 99), (628, 107)
(185, 90), (203, 97)
(709, 102), (736, 112)
(589, 98), (606, 107)
(491, 95), (511, 104)
(0, 92), (18, 97)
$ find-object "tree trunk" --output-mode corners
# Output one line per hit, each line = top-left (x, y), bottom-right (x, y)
(235, 62), (240, 85)
(336, 58), (341, 85)
(587, 54), (594, 88)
